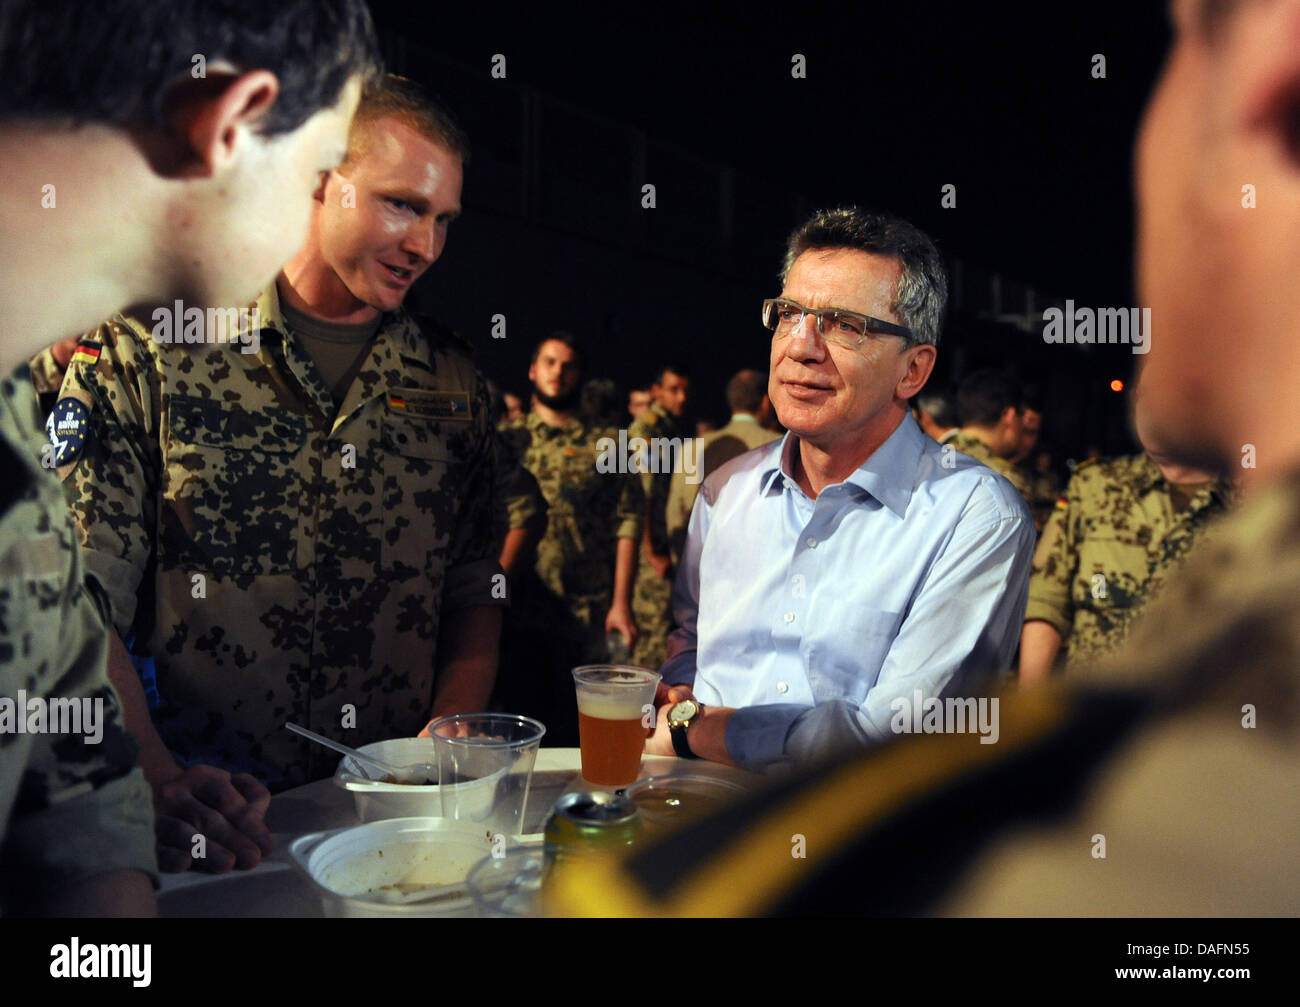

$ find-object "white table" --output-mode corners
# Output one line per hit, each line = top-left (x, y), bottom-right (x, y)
(156, 748), (751, 917)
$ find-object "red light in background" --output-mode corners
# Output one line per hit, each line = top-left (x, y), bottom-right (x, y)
(1110, 379), (1124, 393)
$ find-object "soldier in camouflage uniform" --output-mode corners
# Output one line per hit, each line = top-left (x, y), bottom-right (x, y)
(53, 79), (504, 804)
(950, 368), (1033, 500)
(1019, 445), (1230, 679)
(57, 288), (503, 790)
(627, 364), (691, 670)
(496, 334), (641, 744)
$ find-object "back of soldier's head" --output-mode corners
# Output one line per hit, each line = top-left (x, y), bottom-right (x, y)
(0, 0), (381, 135)
(957, 369), (1021, 429)
(725, 369), (767, 415)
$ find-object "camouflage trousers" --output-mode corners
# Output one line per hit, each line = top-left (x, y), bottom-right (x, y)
(631, 540), (674, 670)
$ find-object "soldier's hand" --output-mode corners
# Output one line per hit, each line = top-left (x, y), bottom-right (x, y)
(648, 552), (673, 579)
(152, 765), (273, 873)
(605, 603), (638, 648)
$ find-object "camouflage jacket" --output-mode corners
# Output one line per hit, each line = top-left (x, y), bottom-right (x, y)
(53, 284), (505, 790)
(0, 369), (155, 899)
(1025, 452), (1230, 665)
(497, 411), (641, 613)
(949, 431), (1034, 500)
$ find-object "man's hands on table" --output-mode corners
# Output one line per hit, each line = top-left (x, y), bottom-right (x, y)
(153, 764), (273, 873)
(645, 682), (737, 766)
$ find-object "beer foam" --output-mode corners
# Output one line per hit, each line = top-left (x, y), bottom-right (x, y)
(576, 694), (646, 720)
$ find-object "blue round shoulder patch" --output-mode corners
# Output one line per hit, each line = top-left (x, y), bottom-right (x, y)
(46, 397), (91, 467)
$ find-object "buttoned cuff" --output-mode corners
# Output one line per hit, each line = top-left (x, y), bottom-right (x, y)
(443, 557), (509, 610)
(725, 704), (806, 771)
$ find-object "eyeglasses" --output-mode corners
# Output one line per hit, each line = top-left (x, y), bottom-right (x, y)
(761, 297), (912, 349)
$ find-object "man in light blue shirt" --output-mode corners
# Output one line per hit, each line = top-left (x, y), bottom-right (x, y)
(646, 207), (1034, 770)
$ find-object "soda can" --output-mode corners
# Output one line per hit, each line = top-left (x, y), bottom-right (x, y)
(543, 790), (643, 866)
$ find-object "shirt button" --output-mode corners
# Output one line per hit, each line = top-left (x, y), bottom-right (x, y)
(776, 681), (789, 694)
(783, 479), (793, 490)
(806, 537), (818, 548)
(783, 611), (795, 623)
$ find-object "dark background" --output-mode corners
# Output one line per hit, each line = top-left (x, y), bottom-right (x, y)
(368, 0), (1172, 466)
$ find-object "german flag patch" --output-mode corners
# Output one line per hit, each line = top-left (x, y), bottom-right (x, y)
(387, 388), (472, 421)
(71, 340), (102, 367)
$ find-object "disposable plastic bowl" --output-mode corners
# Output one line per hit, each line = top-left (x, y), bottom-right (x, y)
(289, 817), (500, 917)
(623, 774), (750, 830)
(331, 737), (501, 823)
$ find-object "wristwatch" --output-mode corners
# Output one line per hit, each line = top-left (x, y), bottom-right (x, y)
(667, 699), (704, 759)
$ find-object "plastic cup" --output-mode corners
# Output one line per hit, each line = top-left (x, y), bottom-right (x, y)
(428, 713), (546, 839)
(571, 665), (660, 787)
(466, 847), (547, 918)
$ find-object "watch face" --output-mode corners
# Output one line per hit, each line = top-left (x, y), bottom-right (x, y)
(668, 700), (698, 725)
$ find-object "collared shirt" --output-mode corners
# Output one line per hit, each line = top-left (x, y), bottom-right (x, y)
(0, 368), (156, 895)
(54, 284), (505, 789)
(1025, 452), (1231, 664)
(664, 410), (1035, 770)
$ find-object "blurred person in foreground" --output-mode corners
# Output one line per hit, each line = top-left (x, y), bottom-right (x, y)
(550, 0), (1300, 915)
(0, 0), (376, 911)
(642, 208), (1034, 770)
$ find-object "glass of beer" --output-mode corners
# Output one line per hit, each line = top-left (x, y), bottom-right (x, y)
(572, 665), (660, 787)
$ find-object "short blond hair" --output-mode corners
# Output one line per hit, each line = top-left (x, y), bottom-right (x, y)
(343, 73), (470, 167)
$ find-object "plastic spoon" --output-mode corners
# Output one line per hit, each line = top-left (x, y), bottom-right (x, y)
(284, 722), (437, 784)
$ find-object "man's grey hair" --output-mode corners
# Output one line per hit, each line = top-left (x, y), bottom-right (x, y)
(780, 206), (948, 349)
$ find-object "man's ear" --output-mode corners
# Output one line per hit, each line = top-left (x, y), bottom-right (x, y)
(313, 170), (334, 204)
(897, 344), (936, 400)
(173, 70), (280, 178)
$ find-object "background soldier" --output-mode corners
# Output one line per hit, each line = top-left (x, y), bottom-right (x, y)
(910, 387), (960, 445)
(496, 333), (641, 745)
(628, 362), (690, 669)
(665, 368), (780, 564)
(1018, 418), (1229, 681)
(950, 368), (1033, 500)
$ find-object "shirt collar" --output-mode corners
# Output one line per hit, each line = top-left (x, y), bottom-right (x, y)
(758, 411), (925, 518)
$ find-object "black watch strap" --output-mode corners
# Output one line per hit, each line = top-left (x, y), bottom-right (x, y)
(670, 720), (700, 759)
